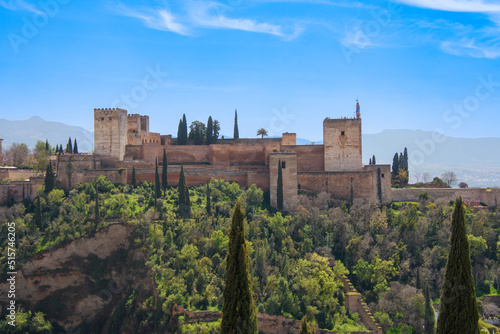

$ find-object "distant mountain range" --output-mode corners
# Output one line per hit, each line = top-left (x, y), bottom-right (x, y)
(1, 118), (498, 187)
(0, 117), (93, 152)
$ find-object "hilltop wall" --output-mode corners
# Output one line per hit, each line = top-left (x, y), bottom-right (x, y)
(391, 187), (500, 207)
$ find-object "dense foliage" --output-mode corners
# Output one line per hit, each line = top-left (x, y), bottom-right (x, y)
(0, 178), (498, 333)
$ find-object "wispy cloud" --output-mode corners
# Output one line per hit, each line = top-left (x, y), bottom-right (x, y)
(397, 0), (500, 13)
(0, 0), (41, 13)
(114, 0), (304, 40)
(441, 38), (500, 58)
(116, 4), (191, 36)
(188, 1), (303, 39)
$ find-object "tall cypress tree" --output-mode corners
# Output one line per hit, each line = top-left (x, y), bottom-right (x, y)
(233, 109), (239, 139)
(277, 159), (283, 211)
(155, 158), (161, 200)
(162, 149), (168, 190)
(44, 162), (55, 193)
(177, 119), (183, 144)
(182, 114), (188, 144)
(206, 181), (211, 215)
(178, 166), (186, 217)
(403, 147), (409, 171)
(185, 185), (191, 218)
(67, 137), (72, 154)
(35, 196), (42, 229)
(73, 138), (78, 154)
(372, 155), (376, 165)
(221, 201), (258, 334)
(436, 197), (479, 334)
(45, 140), (49, 151)
(206, 116), (213, 145)
(131, 167), (137, 187)
(392, 153), (399, 181)
(424, 284), (436, 334)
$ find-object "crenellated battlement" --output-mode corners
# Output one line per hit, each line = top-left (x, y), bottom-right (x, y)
(94, 108), (127, 116)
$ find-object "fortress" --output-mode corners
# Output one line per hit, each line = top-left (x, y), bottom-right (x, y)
(51, 107), (499, 210)
(54, 107), (393, 210)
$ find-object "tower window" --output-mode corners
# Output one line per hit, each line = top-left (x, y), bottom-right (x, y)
(382, 174), (385, 178)
(282, 161), (286, 169)
(341, 131), (345, 136)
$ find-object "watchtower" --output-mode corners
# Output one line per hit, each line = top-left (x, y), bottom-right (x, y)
(323, 118), (362, 172)
(269, 152), (298, 211)
(94, 108), (127, 160)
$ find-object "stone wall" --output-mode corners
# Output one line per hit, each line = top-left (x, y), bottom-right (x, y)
(269, 153), (298, 211)
(0, 177), (43, 204)
(94, 108), (127, 160)
(391, 187), (500, 207)
(323, 118), (362, 172)
(285, 145), (324, 172)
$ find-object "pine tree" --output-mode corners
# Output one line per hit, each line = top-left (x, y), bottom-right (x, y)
(221, 201), (258, 334)
(233, 109), (239, 139)
(206, 181), (211, 215)
(35, 196), (42, 229)
(131, 167), (137, 187)
(44, 162), (55, 193)
(372, 155), (376, 165)
(155, 158), (161, 200)
(73, 138), (78, 154)
(162, 149), (168, 190)
(436, 197), (479, 334)
(67, 137), (72, 154)
(424, 284), (436, 334)
(277, 159), (283, 211)
(206, 116), (213, 145)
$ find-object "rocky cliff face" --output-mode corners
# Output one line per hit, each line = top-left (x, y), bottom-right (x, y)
(0, 223), (154, 332)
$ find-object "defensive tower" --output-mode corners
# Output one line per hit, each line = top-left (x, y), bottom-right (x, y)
(94, 108), (127, 161)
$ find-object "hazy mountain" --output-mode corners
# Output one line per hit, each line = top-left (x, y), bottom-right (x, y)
(362, 130), (500, 187)
(0, 117), (93, 152)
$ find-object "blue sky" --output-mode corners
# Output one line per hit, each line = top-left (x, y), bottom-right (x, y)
(1, 0), (499, 142)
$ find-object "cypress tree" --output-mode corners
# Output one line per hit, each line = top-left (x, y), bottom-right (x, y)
(372, 155), (376, 165)
(177, 119), (183, 144)
(277, 159), (283, 211)
(182, 114), (188, 144)
(369, 158), (372, 165)
(221, 201), (258, 334)
(185, 185), (191, 218)
(195, 127), (203, 145)
(67, 137), (72, 154)
(392, 153), (399, 181)
(73, 138), (78, 154)
(416, 267), (421, 290)
(155, 158), (161, 199)
(35, 196), (42, 229)
(424, 284), (436, 334)
(233, 109), (239, 139)
(403, 147), (409, 171)
(206, 181), (211, 215)
(436, 197), (479, 334)
(162, 149), (168, 190)
(44, 162), (55, 193)
(178, 166), (186, 217)
(45, 140), (49, 151)
(206, 116), (213, 145)
(131, 167), (137, 187)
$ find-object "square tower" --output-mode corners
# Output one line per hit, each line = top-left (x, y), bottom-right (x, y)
(323, 118), (362, 172)
(94, 108), (127, 160)
(269, 152), (298, 211)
